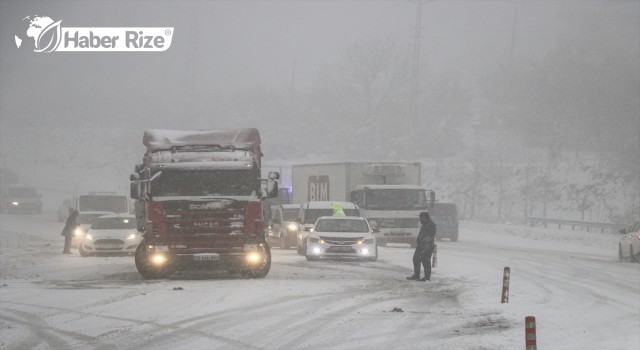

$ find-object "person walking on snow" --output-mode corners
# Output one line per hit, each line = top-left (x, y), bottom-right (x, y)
(407, 211), (437, 281)
(61, 209), (78, 254)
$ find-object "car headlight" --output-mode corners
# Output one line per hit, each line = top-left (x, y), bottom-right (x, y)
(287, 223), (298, 231)
(74, 227), (84, 237)
(85, 234), (93, 241)
(126, 233), (137, 240)
(11, 201), (19, 206)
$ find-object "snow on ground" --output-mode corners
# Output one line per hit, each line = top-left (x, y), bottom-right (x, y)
(0, 212), (638, 350)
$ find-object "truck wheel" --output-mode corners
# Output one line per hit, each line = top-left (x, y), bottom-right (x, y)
(368, 246), (378, 262)
(135, 239), (174, 279)
(247, 243), (271, 278)
(79, 243), (89, 257)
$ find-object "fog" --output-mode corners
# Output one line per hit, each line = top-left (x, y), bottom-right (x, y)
(1, 0), (639, 223)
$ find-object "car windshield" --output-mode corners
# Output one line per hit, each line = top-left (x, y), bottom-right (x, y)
(315, 218), (369, 233)
(9, 187), (37, 197)
(304, 209), (360, 224)
(364, 189), (427, 210)
(92, 217), (137, 230)
(150, 169), (258, 197)
(78, 195), (128, 212)
(282, 208), (299, 221)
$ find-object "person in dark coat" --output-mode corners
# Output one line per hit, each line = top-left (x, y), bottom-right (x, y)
(61, 209), (78, 254)
(407, 211), (437, 281)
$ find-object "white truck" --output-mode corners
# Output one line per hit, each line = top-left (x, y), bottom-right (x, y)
(59, 181), (131, 243)
(292, 162), (434, 246)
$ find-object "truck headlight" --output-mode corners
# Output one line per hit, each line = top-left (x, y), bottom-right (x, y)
(151, 253), (168, 265)
(246, 251), (262, 264)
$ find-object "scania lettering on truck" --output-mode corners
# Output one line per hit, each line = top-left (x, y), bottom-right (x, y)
(292, 162), (434, 247)
(130, 128), (279, 279)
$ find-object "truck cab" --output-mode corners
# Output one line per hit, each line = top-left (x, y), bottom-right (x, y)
(130, 128), (279, 279)
(351, 184), (433, 247)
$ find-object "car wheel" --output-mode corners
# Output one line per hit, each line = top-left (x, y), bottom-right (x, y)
(79, 243), (89, 257)
(368, 246), (378, 262)
(630, 246), (637, 263)
(619, 245), (625, 262)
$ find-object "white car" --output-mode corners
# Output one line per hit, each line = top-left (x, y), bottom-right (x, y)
(79, 214), (141, 257)
(305, 216), (377, 262)
(619, 221), (640, 262)
(295, 201), (361, 255)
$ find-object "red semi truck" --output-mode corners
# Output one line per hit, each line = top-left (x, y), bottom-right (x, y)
(130, 128), (279, 279)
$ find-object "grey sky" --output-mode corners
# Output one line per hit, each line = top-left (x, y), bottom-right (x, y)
(0, 0), (565, 124)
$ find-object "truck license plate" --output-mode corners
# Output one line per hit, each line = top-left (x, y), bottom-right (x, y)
(193, 253), (220, 261)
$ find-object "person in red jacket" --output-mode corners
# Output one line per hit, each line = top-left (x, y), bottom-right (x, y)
(407, 211), (437, 281)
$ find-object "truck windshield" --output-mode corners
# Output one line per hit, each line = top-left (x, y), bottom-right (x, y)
(150, 169), (258, 197)
(78, 195), (128, 212)
(364, 189), (427, 210)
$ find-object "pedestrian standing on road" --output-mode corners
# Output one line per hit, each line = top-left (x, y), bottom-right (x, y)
(61, 209), (78, 254)
(407, 211), (437, 281)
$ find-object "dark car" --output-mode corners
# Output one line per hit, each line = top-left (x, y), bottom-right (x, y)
(430, 202), (459, 242)
(0, 183), (42, 214)
(266, 203), (300, 249)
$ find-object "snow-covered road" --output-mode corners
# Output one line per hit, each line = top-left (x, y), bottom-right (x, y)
(1, 213), (638, 349)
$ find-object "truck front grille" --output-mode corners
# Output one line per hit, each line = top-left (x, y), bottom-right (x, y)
(371, 218), (419, 229)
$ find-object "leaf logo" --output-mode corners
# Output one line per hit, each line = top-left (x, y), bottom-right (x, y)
(34, 20), (62, 53)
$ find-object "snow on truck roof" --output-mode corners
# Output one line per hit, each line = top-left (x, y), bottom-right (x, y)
(355, 184), (425, 190)
(143, 129), (263, 167)
(143, 129), (261, 152)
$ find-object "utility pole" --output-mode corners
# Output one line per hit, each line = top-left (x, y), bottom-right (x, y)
(411, 0), (423, 131)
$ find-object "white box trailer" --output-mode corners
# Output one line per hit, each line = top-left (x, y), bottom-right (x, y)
(292, 162), (432, 246)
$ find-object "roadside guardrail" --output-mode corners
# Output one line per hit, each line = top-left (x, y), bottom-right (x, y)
(526, 216), (621, 234)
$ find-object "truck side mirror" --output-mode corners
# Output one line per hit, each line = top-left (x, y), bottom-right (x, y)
(130, 181), (140, 200)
